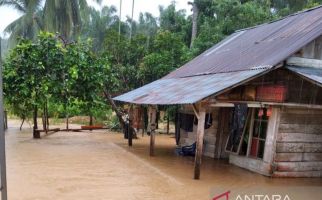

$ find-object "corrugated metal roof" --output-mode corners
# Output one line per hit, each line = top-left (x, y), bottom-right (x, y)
(114, 6), (322, 105)
(114, 69), (268, 105)
(166, 6), (322, 78)
(287, 66), (322, 86)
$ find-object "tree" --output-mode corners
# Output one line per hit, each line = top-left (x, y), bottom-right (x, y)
(188, 1), (199, 48)
(64, 39), (109, 125)
(81, 6), (118, 52)
(0, 0), (42, 47)
(191, 0), (275, 55)
(4, 31), (109, 136)
(159, 3), (191, 45)
(139, 30), (190, 83)
(271, 0), (322, 16)
(3, 32), (65, 137)
(0, 0), (102, 45)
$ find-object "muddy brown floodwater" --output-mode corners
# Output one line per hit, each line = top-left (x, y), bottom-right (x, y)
(5, 120), (322, 200)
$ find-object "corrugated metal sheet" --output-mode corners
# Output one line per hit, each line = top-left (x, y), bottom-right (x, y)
(114, 69), (268, 105)
(166, 6), (322, 78)
(287, 66), (322, 86)
(114, 6), (322, 105)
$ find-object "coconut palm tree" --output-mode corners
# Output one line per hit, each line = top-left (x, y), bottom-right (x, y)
(43, 0), (88, 40)
(0, 0), (42, 47)
(82, 5), (118, 52)
(1, 0), (102, 45)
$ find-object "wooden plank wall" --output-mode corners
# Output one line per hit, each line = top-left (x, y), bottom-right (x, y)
(273, 108), (322, 177)
(179, 107), (219, 158)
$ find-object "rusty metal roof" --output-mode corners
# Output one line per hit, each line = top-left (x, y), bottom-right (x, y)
(114, 6), (322, 105)
(114, 69), (268, 105)
(166, 6), (322, 78)
(287, 66), (322, 86)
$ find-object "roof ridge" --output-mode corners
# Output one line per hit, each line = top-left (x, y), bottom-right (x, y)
(236, 4), (322, 33)
(177, 66), (273, 79)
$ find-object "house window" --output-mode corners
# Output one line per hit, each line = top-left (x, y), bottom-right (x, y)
(249, 108), (269, 159)
(226, 107), (270, 159)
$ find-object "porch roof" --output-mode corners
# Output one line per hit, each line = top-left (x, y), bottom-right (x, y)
(113, 68), (269, 105)
(287, 66), (322, 87)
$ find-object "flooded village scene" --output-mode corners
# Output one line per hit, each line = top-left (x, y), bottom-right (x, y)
(0, 0), (322, 199)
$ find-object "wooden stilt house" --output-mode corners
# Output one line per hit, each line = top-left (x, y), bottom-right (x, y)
(114, 6), (322, 179)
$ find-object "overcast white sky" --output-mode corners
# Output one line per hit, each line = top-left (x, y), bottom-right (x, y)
(0, 0), (191, 37)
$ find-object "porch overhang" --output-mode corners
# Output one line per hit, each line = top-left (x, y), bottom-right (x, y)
(113, 68), (270, 105)
(287, 66), (322, 87)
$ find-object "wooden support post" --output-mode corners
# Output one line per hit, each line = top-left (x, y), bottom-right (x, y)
(149, 106), (157, 156)
(128, 105), (134, 146)
(194, 104), (206, 180)
(33, 106), (40, 139)
(3, 110), (7, 130)
(166, 113), (170, 135)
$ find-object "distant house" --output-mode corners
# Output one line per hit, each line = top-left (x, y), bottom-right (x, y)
(114, 6), (322, 179)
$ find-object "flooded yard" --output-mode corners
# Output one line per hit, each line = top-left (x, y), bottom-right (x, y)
(5, 120), (322, 200)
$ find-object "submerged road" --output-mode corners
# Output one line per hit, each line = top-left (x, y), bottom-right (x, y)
(5, 120), (322, 200)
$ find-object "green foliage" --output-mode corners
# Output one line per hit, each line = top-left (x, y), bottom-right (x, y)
(4, 31), (110, 121)
(139, 31), (190, 83)
(192, 0), (275, 55)
(4, 32), (64, 119)
(271, 0), (322, 16)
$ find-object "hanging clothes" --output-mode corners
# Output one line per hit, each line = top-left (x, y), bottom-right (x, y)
(226, 104), (248, 152)
(194, 113), (213, 129)
(175, 112), (180, 145)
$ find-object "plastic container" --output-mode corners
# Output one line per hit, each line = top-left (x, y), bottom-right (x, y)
(256, 85), (287, 102)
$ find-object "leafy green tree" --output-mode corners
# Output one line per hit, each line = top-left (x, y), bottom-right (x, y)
(64, 39), (109, 125)
(159, 3), (191, 45)
(3, 32), (65, 137)
(4, 31), (109, 136)
(192, 0), (275, 55)
(271, 0), (322, 16)
(139, 30), (190, 83)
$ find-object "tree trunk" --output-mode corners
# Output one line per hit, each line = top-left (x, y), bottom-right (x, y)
(46, 102), (49, 129)
(42, 106), (46, 131)
(103, 88), (125, 128)
(33, 106), (40, 139)
(89, 115), (93, 126)
(89, 114), (93, 131)
(66, 116), (69, 131)
(20, 117), (25, 131)
(103, 88), (138, 137)
(189, 1), (199, 49)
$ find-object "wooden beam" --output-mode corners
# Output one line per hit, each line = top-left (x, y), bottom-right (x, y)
(211, 101), (322, 109)
(246, 109), (255, 157)
(192, 104), (200, 119)
(128, 105), (134, 147)
(149, 106), (157, 156)
(287, 56), (322, 68)
(194, 105), (206, 180)
(263, 108), (280, 164)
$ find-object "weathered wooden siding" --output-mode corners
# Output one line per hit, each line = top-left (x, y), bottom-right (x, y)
(299, 35), (322, 59)
(273, 108), (322, 177)
(179, 106), (219, 158)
